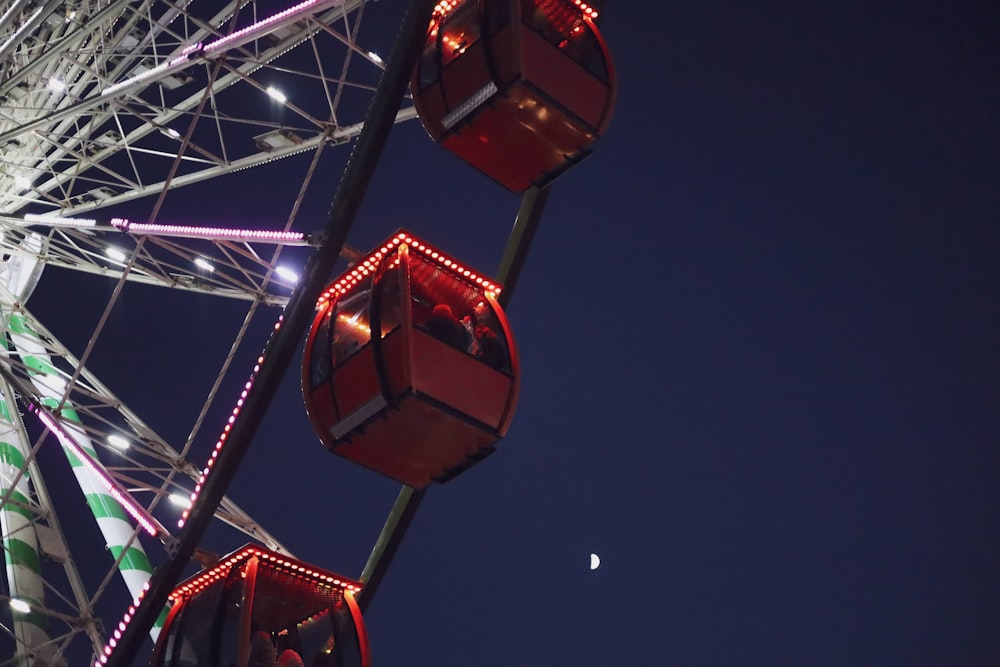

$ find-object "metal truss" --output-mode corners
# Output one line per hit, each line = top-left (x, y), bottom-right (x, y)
(0, 221), (301, 665)
(0, 201), (318, 667)
(0, 289), (294, 665)
(0, 0), (413, 217)
(0, 215), (308, 305)
(0, 1), (415, 664)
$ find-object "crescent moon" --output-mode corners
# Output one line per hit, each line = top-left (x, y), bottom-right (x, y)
(589, 553), (601, 570)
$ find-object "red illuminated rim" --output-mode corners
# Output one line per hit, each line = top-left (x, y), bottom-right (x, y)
(317, 230), (502, 308)
(431, 0), (599, 25)
(169, 544), (362, 602)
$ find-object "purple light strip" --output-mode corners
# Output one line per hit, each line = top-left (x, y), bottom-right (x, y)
(34, 408), (161, 537)
(203, 0), (332, 54)
(99, 0), (336, 109)
(178, 315), (284, 528)
(110, 218), (310, 245)
(95, 581), (151, 667)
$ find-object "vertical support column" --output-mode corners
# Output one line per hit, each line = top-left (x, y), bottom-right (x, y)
(0, 384), (50, 665)
(495, 186), (550, 309)
(357, 185), (552, 611)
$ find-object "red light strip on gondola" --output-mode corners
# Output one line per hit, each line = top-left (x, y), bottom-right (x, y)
(178, 315), (284, 528)
(535, 0), (597, 40)
(431, 0), (462, 22)
(168, 546), (362, 602)
(431, 0), (598, 25)
(572, 0), (598, 19)
(317, 232), (501, 307)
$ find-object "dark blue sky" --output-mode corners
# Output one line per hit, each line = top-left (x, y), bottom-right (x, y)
(28, 1), (1000, 665)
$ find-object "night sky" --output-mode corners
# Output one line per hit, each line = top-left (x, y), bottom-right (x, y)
(25, 0), (1000, 665)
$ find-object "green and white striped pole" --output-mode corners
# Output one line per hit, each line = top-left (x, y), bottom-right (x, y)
(0, 236), (56, 664)
(5, 312), (165, 640)
(0, 388), (51, 665)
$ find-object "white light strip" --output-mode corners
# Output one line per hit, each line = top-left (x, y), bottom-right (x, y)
(101, 45), (201, 97)
(23, 213), (98, 228)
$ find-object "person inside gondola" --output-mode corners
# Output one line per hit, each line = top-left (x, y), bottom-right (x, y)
(424, 303), (471, 351)
(248, 631), (278, 667)
(277, 649), (305, 667)
(474, 324), (505, 370)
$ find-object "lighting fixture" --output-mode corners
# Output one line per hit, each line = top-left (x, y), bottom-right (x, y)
(193, 257), (214, 272)
(266, 86), (286, 103)
(275, 266), (298, 283)
(107, 434), (130, 450)
(105, 246), (127, 262)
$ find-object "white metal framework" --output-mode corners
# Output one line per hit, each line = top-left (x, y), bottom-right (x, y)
(0, 0), (409, 664)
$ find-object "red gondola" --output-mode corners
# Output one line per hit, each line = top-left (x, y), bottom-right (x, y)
(411, 0), (616, 192)
(302, 231), (519, 488)
(151, 545), (370, 667)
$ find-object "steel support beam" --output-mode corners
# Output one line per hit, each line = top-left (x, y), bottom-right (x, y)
(356, 185), (552, 611)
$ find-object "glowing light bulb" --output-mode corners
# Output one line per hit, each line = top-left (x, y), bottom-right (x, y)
(266, 86), (287, 103)
(275, 266), (298, 283)
(107, 434), (130, 450)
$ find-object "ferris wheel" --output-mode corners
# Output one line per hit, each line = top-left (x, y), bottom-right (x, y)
(0, 0), (406, 664)
(0, 0), (615, 664)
